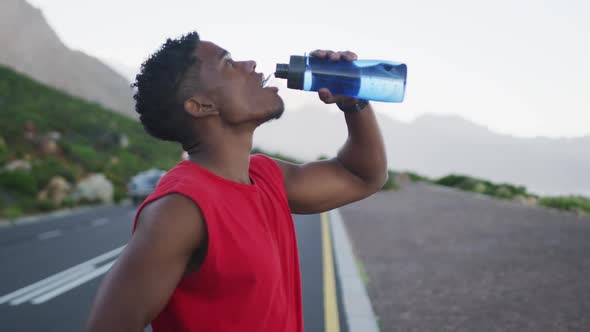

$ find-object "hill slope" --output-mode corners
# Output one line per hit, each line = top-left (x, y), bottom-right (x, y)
(0, 65), (181, 218)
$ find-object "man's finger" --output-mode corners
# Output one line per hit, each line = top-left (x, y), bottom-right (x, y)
(326, 51), (340, 61)
(310, 49), (327, 57)
(339, 51), (357, 61)
(318, 88), (334, 103)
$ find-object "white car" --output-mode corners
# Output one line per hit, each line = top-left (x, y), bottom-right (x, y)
(127, 169), (166, 205)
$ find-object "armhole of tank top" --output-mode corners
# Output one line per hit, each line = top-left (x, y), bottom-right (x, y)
(131, 183), (215, 278)
(164, 187), (215, 283)
(134, 187), (205, 229)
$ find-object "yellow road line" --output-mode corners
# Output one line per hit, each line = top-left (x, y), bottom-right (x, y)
(321, 212), (340, 332)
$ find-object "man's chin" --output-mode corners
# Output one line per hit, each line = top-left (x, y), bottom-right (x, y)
(262, 101), (285, 123)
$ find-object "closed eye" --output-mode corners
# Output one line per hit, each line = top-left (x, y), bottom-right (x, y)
(224, 54), (235, 67)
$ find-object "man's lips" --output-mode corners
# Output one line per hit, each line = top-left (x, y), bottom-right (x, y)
(253, 73), (278, 91)
(261, 73), (273, 87)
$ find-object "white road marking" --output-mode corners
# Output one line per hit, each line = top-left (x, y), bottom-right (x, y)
(32, 261), (116, 304)
(91, 218), (109, 227)
(10, 266), (95, 305)
(37, 230), (62, 240)
(0, 265), (91, 304)
(0, 245), (126, 305)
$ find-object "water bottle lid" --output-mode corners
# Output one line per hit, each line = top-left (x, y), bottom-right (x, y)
(274, 55), (306, 90)
(275, 64), (289, 79)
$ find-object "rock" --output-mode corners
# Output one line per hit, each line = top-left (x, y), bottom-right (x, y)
(37, 176), (72, 205)
(4, 159), (31, 171)
(23, 120), (36, 141)
(513, 195), (538, 206)
(474, 182), (487, 193)
(40, 139), (59, 155)
(71, 174), (114, 204)
(119, 134), (129, 148)
(37, 131), (62, 156)
(573, 208), (587, 218)
(495, 186), (512, 198)
(395, 172), (411, 187)
(46, 131), (62, 141)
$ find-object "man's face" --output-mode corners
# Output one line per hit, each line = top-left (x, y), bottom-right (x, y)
(195, 41), (284, 125)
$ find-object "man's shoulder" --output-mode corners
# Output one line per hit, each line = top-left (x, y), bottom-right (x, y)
(250, 154), (283, 177)
(141, 193), (200, 217)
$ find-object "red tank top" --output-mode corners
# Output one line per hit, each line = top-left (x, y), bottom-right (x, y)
(132, 154), (303, 332)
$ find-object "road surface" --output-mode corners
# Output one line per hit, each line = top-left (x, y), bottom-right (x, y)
(0, 204), (347, 331)
(341, 183), (590, 332)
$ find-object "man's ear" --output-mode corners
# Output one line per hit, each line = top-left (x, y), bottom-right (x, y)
(184, 96), (220, 118)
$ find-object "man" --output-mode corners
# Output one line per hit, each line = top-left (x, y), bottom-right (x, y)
(86, 31), (387, 332)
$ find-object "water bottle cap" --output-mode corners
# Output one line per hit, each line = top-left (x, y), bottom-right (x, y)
(274, 55), (306, 90)
(275, 64), (289, 79)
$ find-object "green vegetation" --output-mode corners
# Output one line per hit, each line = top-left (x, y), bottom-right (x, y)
(381, 170), (400, 191)
(429, 174), (590, 218)
(406, 171), (432, 183)
(538, 196), (590, 217)
(383, 171), (590, 218)
(251, 147), (301, 164)
(0, 65), (181, 218)
(435, 174), (530, 199)
(355, 257), (370, 286)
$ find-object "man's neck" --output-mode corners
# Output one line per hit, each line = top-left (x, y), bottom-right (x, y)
(185, 129), (254, 185)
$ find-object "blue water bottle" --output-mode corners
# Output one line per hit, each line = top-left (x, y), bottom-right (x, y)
(274, 55), (407, 102)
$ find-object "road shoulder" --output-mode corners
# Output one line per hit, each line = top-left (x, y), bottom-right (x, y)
(330, 209), (380, 332)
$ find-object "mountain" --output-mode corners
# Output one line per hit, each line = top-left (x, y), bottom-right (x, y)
(254, 108), (590, 196)
(0, 0), (136, 117)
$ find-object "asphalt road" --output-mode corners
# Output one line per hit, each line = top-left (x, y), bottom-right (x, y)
(0, 205), (343, 332)
(341, 183), (590, 332)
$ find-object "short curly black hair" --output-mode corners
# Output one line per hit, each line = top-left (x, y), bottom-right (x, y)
(132, 32), (202, 144)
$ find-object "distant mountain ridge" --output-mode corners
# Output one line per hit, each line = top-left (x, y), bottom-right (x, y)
(0, 0), (136, 117)
(254, 109), (590, 196)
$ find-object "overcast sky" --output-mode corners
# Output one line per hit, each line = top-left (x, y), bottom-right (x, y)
(28, 0), (590, 138)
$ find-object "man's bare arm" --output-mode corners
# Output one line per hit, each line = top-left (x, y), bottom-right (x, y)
(275, 103), (387, 214)
(85, 194), (206, 332)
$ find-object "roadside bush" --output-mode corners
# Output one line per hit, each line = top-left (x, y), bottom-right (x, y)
(36, 199), (57, 212)
(407, 172), (431, 183)
(539, 196), (590, 216)
(381, 170), (399, 191)
(0, 170), (38, 195)
(32, 157), (78, 187)
(1, 206), (22, 219)
(62, 197), (77, 209)
(62, 142), (102, 172)
(436, 174), (528, 200)
(113, 186), (127, 204)
(0, 143), (7, 165)
(251, 148), (301, 164)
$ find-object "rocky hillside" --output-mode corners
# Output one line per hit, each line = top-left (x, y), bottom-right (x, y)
(0, 0), (136, 117)
(0, 65), (181, 219)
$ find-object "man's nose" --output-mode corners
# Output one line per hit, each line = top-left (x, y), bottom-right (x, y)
(243, 60), (256, 73)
